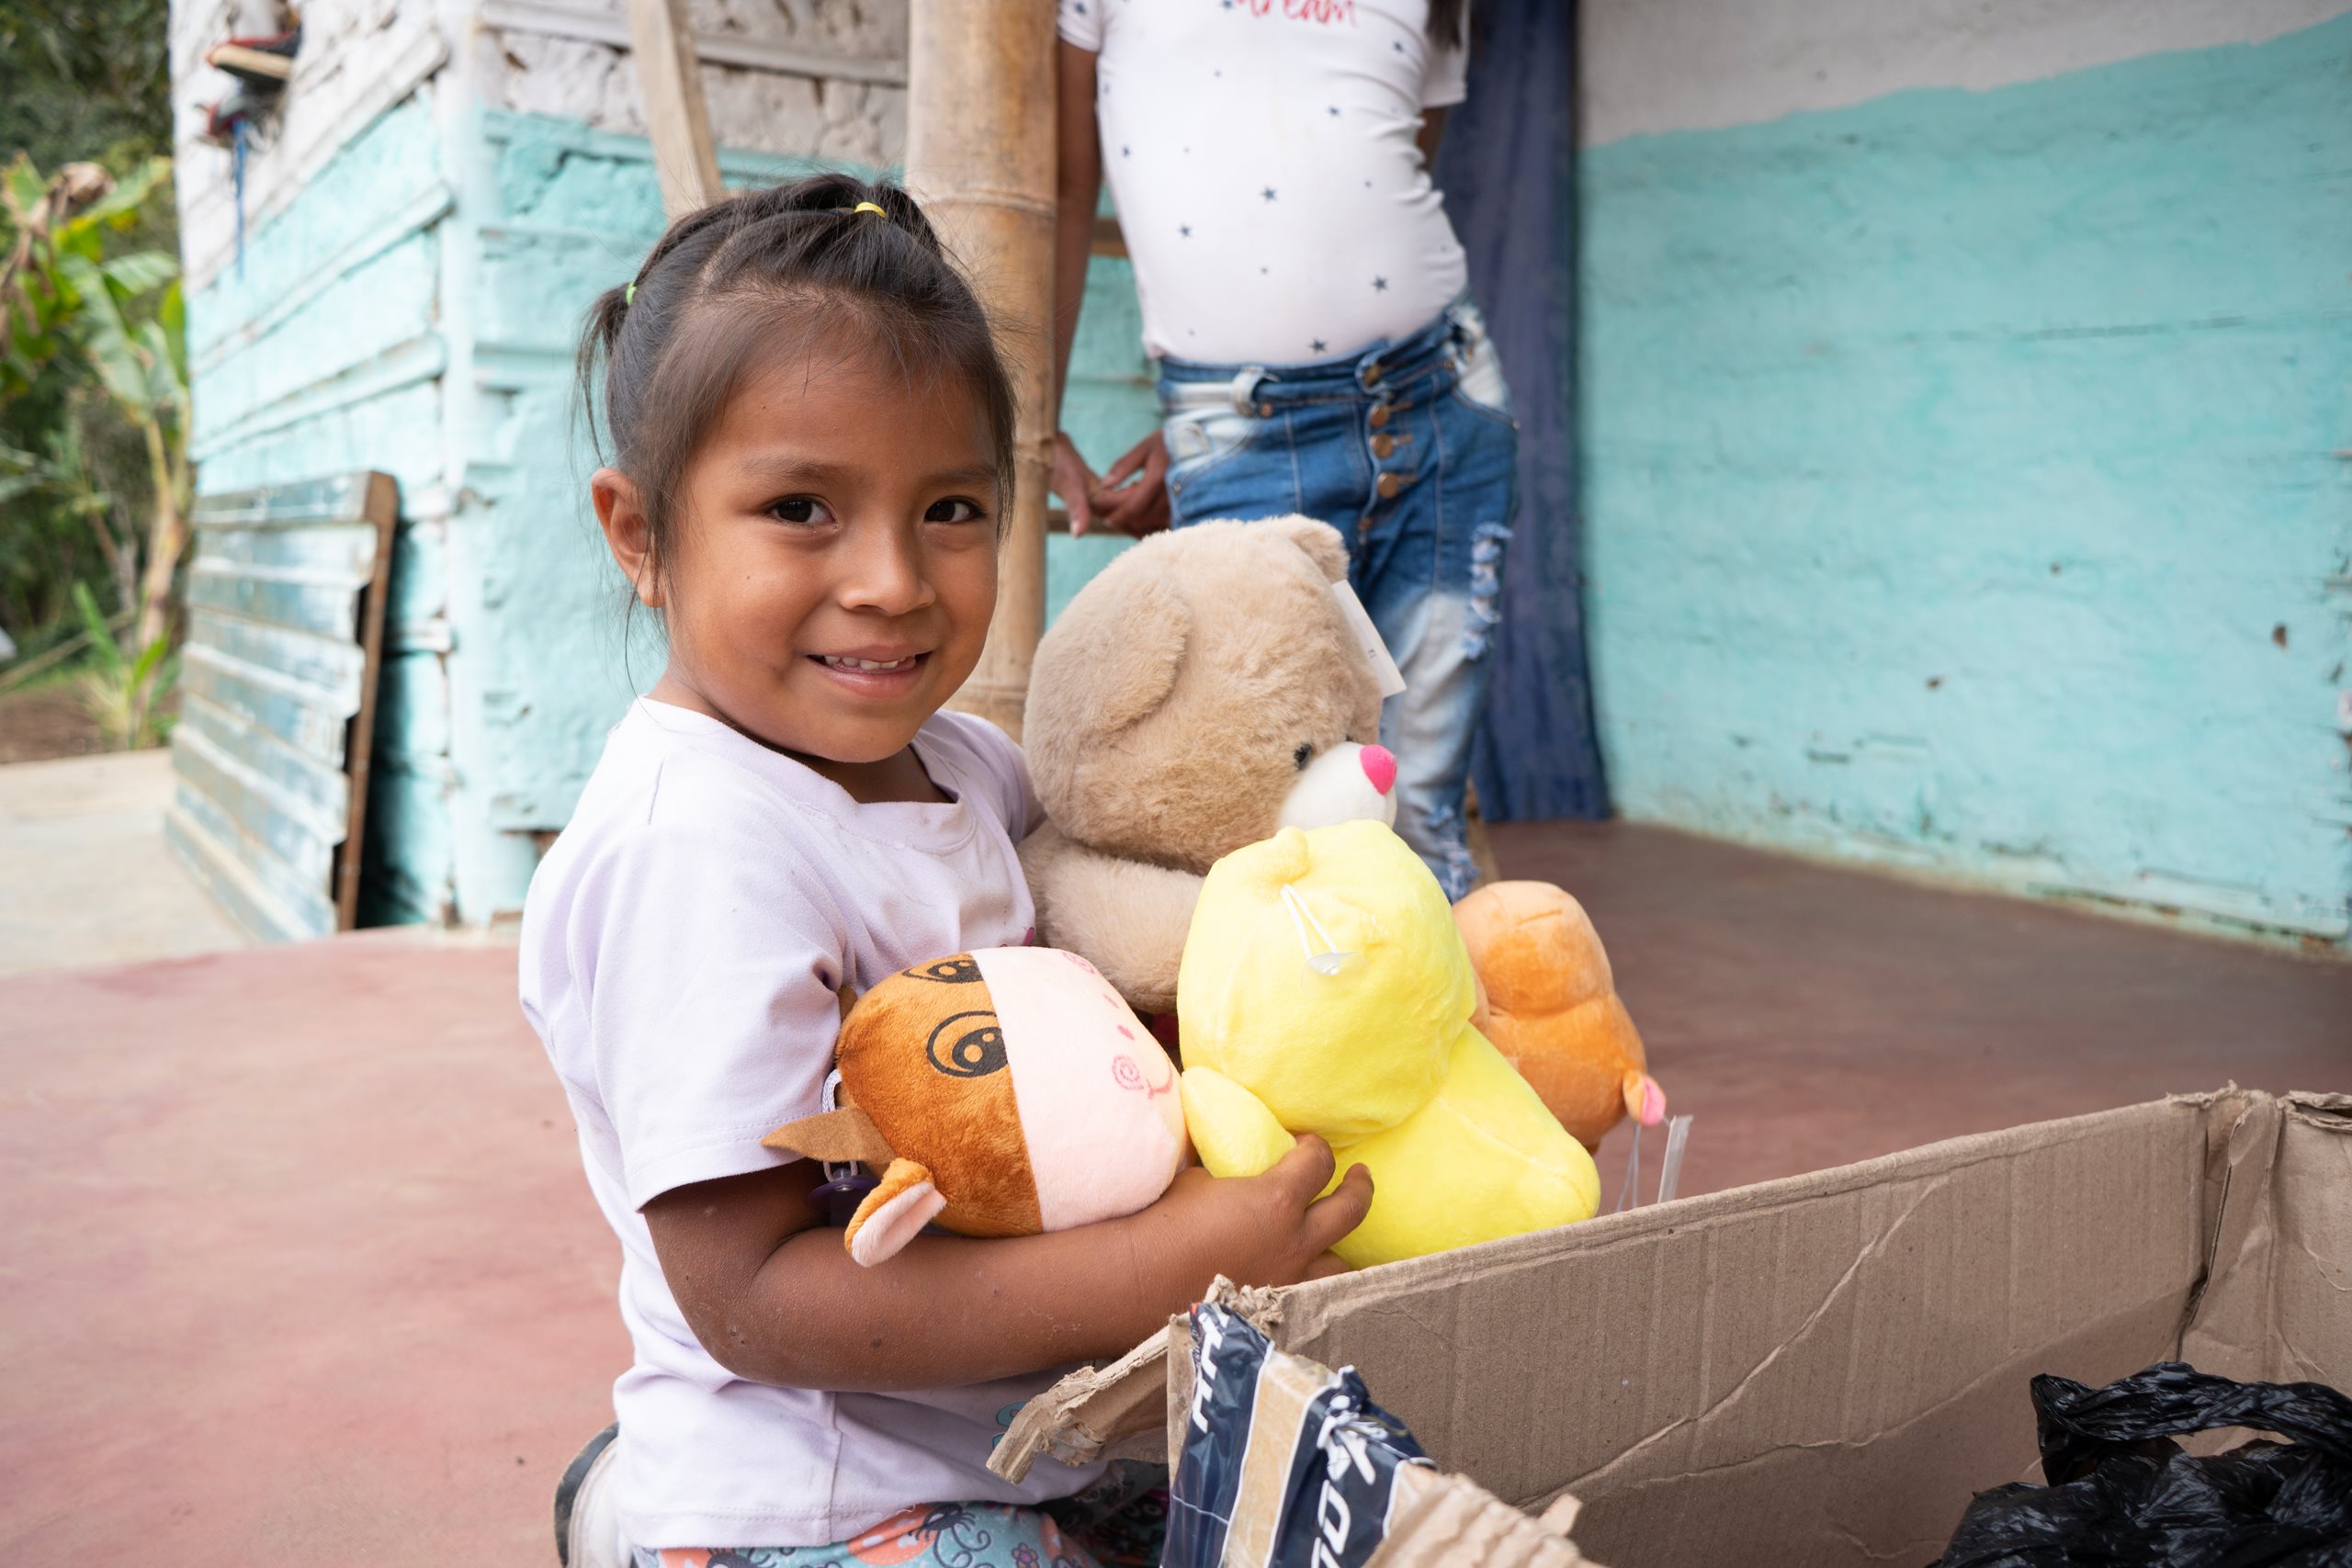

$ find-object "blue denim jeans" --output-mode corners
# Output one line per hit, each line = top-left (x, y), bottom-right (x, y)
(1157, 298), (1518, 899)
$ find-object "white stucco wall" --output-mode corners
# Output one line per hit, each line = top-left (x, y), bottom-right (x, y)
(482, 0), (907, 167)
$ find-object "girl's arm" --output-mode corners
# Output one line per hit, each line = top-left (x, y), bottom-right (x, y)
(646, 1138), (1371, 1393)
(1050, 39), (1105, 534)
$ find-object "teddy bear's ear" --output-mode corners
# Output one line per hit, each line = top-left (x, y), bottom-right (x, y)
(1254, 515), (1351, 585)
(1030, 569), (1192, 735)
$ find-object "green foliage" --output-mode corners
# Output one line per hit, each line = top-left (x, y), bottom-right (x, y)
(70, 578), (175, 749)
(0, 0), (172, 182)
(0, 0), (177, 648)
(4, 153), (175, 397)
(0, 378), (144, 634)
(1, 150), (185, 646)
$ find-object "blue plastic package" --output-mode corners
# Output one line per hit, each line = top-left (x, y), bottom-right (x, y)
(1164, 1298), (1435, 1568)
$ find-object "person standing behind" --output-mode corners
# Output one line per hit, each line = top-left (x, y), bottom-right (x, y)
(1050, 0), (1514, 901)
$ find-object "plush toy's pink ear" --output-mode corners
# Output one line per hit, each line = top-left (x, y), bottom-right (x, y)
(845, 1158), (947, 1267)
(1256, 515), (1350, 584)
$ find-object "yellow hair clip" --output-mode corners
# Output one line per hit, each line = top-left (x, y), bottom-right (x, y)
(852, 201), (887, 218)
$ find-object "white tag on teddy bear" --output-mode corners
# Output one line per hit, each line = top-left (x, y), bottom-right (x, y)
(1330, 580), (1408, 698)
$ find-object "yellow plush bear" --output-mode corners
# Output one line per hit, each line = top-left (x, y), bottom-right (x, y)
(1178, 818), (1601, 1268)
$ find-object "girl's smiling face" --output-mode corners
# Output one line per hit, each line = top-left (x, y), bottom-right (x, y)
(593, 343), (1001, 796)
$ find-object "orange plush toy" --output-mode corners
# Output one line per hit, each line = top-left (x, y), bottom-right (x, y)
(763, 948), (1187, 1265)
(1453, 883), (1663, 1151)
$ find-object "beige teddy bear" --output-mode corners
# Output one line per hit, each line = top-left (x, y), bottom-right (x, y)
(1021, 517), (1398, 1016)
(1020, 515), (1661, 1152)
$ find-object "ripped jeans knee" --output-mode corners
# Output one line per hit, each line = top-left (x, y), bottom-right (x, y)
(1416, 797), (1481, 902)
(1462, 522), (1511, 660)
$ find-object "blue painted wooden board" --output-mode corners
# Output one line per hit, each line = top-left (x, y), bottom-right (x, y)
(166, 471), (398, 941)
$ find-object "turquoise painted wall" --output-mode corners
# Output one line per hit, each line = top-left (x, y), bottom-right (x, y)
(183, 94), (458, 926)
(187, 96), (1161, 925)
(446, 111), (826, 922)
(1579, 15), (2352, 943)
(1048, 232), (1155, 620)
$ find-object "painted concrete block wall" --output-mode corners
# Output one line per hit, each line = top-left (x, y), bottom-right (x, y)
(1577, 3), (2352, 945)
(175, 0), (1163, 926)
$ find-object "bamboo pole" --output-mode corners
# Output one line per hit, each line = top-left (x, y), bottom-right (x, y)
(626, 0), (725, 219)
(908, 0), (1057, 741)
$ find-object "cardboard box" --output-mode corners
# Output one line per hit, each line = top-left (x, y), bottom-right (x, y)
(996, 1089), (2351, 1566)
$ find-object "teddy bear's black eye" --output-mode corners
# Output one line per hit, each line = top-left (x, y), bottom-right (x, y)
(1294, 743), (1315, 771)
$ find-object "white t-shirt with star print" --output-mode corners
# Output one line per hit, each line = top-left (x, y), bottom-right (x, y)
(1059, 0), (1469, 365)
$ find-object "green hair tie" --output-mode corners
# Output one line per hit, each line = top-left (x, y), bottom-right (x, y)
(624, 280), (637, 305)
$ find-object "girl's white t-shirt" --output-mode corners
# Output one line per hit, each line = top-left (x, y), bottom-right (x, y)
(518, 699), (1102, 1549)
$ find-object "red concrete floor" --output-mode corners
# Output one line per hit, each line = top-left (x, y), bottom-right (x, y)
(0, 931), (619, 1564)
(1496, 821), (2352, 1204)
(3, 829), (2347, 1562)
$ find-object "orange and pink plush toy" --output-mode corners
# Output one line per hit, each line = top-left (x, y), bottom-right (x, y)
(763, 947), (1186, 1265)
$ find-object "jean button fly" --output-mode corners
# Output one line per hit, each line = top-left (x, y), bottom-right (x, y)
(1371, 434), (1395, 458)
(1368, 403), (1393, 429)
(1376, 472), (1405, 500)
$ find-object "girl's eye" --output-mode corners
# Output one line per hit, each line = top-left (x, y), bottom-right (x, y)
(768, 496), (833, 525)
(924, 497), (987, 525)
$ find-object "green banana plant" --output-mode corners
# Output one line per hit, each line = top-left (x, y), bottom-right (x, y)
(70, 578), (175, 750)
(1, 152), (188, 652)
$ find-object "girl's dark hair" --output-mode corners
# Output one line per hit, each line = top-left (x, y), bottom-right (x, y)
(576, 173), (1018, 594)
(1428, 0), (1465, 47)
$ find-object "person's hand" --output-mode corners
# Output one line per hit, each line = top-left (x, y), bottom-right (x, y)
(1052, 431), (1103, 536)
(1136, 1135), (1372, 1293)
(1089, 429), (1171, 537)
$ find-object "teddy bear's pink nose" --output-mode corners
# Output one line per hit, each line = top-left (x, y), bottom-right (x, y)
(1360, 744), (1397, 796)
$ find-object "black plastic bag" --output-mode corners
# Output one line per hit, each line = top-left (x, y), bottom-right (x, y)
(1934, 1361), (2352, 1567)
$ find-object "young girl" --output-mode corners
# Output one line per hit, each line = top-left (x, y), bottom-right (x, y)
(521, 175), (1372, 1568)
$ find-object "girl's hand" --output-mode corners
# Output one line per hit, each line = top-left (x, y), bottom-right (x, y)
(1138, 1135), (1374, 1292)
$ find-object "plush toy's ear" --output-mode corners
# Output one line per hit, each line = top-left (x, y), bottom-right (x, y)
(1255, 515), (1351, 585)
(845, 1157), (947, 1266)
(762, 1104), (895, 1165)
(1030, 569), (1192, 735)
